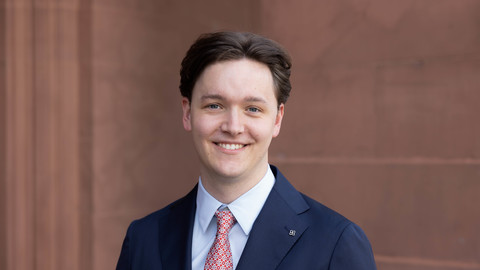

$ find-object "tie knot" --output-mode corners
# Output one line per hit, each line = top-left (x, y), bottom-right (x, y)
(215, 208), (236, 234)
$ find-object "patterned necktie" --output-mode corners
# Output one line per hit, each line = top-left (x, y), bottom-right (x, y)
(204, 208), (236, 270)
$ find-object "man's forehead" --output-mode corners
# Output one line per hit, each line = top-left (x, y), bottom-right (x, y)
(191, 59), (278, 105)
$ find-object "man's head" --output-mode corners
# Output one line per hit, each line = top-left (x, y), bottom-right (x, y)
(180, 32), (291, 198)
(180, 31), (292, 106)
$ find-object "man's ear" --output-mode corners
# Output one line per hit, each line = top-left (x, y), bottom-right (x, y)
(182, 97), (192, 131)
(272, 103), (284, 138)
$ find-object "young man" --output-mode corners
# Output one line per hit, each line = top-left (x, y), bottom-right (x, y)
(116, 31), (377, 270)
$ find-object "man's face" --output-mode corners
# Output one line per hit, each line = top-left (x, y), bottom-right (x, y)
(182, 59), (284, 184)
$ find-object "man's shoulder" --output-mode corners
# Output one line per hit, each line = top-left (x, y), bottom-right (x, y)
(271, 165), (352, 229)
(300, 193), (351, 228)
(295, 192), (374, 254)
(298, 195), (376, 268)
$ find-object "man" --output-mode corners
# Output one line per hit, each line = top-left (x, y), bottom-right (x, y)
(116, 31), (377, 270)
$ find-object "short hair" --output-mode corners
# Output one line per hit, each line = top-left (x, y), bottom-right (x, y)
(179, 31), (292, 105)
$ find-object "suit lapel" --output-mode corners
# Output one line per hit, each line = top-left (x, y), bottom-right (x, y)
(236, 166), (310, 270)
(160, 186), (197, 270)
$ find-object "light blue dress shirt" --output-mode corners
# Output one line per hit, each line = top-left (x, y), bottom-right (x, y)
(191, 165), (275, 270)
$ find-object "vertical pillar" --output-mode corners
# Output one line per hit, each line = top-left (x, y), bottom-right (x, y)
(4, 0), (92, 269)
(5, 1), (35, 269)
(0, 1), (8, 269)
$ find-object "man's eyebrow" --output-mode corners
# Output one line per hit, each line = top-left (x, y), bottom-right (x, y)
(244, 96), (267, 103)
(200, 95), (267, 103)
(200, 94), (224, 101)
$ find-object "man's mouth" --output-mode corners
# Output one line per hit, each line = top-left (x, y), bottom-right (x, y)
(216, 143), (246, 150)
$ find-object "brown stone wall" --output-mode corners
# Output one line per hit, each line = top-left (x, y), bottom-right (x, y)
(263, 1), (480, 269)
(2, 0), (92, 269)
(1, 1), (479, 270)
(0, 0), (7, 269)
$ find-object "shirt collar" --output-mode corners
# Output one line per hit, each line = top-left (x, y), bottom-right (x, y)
(196, 165), (275, 236)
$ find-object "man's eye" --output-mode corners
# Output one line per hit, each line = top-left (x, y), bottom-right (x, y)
(207, 104), (220, 109)
(247, 107), (260, 113)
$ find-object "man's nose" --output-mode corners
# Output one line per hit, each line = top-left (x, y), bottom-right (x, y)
(220, 109), (244, 135)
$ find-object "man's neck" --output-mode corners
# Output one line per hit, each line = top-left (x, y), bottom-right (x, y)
(199, 165), (269, 204)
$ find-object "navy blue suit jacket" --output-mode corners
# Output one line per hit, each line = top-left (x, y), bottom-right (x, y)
(116, 166), (377, 269)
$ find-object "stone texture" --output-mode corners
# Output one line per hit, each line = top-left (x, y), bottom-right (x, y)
(0, 2), (7, 269)
(2, 1), (92, 270)
(266, 0), (480, 159)
(263, 2), (480, 268)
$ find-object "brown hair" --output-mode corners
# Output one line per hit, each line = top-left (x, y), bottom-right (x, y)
(179, 31), (292, 105)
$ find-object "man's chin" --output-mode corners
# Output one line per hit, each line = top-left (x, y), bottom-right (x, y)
(204, 164), (247, 181)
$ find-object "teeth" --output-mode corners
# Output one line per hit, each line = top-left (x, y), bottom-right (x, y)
(218, 143), (244, 150)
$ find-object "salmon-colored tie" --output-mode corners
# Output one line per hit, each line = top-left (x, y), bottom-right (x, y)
(204, 208), (236, 270)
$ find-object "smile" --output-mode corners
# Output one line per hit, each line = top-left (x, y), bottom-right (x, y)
(216, 143), (246, 150)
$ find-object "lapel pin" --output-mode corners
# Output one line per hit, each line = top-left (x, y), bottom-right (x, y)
(289, 230), (296, 236)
